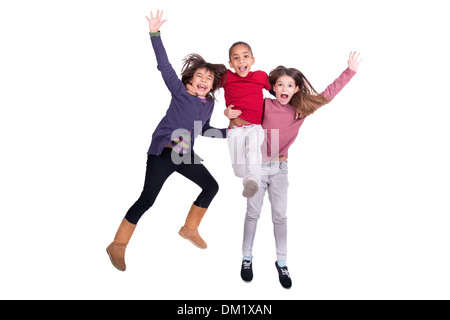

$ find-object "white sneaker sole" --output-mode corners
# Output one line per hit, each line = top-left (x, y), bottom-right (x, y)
(242, 179), (258, 198)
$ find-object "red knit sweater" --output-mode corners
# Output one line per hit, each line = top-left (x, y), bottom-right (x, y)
(222, 69), (271, 125)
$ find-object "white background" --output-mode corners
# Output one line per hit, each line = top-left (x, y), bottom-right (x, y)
(1, 0), (449, 300)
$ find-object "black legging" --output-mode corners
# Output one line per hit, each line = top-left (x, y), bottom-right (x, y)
(124, 148), (219, 225)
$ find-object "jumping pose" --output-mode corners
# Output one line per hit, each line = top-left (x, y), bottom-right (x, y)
(187, 41), (271, 198)
(233, 52), (362, 288)
(106, 11), (227, 271)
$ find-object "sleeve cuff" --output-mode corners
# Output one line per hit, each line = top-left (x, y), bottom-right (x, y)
(346, 67), (357, 75)
(149, 31), (161, 37)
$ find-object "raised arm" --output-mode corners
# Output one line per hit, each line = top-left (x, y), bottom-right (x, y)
(146, 10), (184, 95)
(320, 51), (362, 100)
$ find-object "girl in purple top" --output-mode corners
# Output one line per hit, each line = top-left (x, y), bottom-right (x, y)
(230, 52), (362, 288)
(107, 11), (227, 272)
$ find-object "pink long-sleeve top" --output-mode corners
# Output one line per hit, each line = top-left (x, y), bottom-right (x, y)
(262, 68), (356, 161)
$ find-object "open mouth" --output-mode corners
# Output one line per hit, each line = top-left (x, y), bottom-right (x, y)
(239, 66), (247, 72)
(197, 84), (207, 91)
(281, 94), (289, 99)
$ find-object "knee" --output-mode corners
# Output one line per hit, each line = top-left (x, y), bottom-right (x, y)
(272, 215), (287, 226)
(202, 177), (219, 199)
(246, 209), (261, 221)
(208, 178), (219, 196)
(195, 178), (219, 208)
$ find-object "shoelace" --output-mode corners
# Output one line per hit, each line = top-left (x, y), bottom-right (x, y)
(243, 261), (252, 270)
(280, 267), (290, 278)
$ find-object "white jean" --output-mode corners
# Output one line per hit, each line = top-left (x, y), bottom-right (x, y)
(227, 124), (265, 186)
(242, 161), (289, 261)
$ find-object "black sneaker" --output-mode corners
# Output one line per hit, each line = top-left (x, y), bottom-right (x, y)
(275, 261), (292, 289)
(241, 260), (253, 282)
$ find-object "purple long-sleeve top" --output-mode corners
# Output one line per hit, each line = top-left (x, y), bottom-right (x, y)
(147, 35), (227, 156)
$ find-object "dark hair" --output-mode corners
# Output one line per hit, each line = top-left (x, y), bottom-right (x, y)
(181, 54), (227, 100)
(228, 41), (253, 60)
(269, 66), (330, 118)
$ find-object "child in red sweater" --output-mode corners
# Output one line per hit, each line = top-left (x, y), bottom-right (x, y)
(224, 42), (272, 198)
(188, 42), (271, 198)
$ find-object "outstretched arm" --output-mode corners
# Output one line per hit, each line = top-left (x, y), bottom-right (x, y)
(146, 10), (185, 95)
(319, 51), (362, 101)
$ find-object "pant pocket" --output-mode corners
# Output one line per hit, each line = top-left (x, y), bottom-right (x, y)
(280, 161), (289, 174)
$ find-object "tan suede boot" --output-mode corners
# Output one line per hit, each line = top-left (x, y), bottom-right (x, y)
(106, 218), (136, 271)
(179, 204), (208, 249)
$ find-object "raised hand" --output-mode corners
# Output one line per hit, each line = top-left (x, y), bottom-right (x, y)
(348, 51), (363, 72)
(146, 10), (167, 33)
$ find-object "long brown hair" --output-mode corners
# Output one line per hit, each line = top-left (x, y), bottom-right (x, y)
(181, 54), (227, 100)
(269, 66), (330, 117)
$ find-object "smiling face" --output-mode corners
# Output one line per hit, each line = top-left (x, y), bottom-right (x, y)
(228, 44), (255, 77)
(273, 75), (300, 105)
(190, 67), (214, 97)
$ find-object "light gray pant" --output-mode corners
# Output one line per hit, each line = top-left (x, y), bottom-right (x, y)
(242, 161), (289, 261)
(227, 124), (265, 186)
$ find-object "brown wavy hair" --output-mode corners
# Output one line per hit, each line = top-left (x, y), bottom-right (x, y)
(269, 66), (330, 118)
(181, 54), (227, 100)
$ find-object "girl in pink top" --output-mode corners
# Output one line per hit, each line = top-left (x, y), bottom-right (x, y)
(234, 52), (363, 289)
